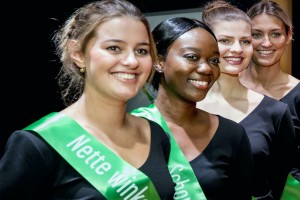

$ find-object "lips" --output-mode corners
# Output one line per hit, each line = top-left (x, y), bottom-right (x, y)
(223, 57), (243, 65)
(188, 79), (209, 86)
(257, 50), (275, 55)
(112, 72), (137, 79)
(224, 57), (242, 62)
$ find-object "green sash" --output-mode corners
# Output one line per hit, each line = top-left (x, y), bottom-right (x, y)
(252, 174), (300, 200)
(281, 173), (300, 200)
(131, 104), (207, 200)
(24, 112), (161, 200)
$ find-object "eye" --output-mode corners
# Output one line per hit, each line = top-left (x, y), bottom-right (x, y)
(184, 54), (199, 62)
(107, 46), (121, 53)
(218, 39), (231, 45)
(209, 57), (220, 66)
(271, 32), (281, 38)
(135, 48), (149, 56)
(241, 39), (252, 45)
(252, 32), (262, 39)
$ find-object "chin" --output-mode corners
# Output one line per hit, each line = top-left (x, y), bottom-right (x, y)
(123, 91), (139, 100)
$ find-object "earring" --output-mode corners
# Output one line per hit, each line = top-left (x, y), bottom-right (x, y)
(79, 67), (86, 73)
(154, 64), (163, 73)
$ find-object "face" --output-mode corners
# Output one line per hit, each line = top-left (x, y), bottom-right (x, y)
(213, 20), (253, 75)
(76, 16), (152, 102)
(161, 28), (220, 102)
(251, 14), (291, 67)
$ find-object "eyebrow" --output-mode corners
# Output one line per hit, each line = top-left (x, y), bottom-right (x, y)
(218, 35), (252, 39)
(180, 47), (219, 55)
(252, 28), (282, 32)
(103, 39), (150, 46)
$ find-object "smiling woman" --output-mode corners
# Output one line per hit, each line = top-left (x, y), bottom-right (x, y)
(0, 0), (176, 199)
(131, 16), (253, 199)
(239, 1), (300, 199)
(197, 1), (298, 199)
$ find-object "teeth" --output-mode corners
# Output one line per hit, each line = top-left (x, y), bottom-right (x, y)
(189, 80), (208, 86)
(225, 57), (241, 61)
(113, 73), (136, 79)
(258, 50), (273, 54)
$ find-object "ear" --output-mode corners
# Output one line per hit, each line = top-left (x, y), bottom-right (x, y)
(69, 39), (85, 68)
(153, 56), (165, 73)
(286, 29), (293, 45)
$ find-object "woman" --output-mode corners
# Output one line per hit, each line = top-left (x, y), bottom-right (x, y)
(239, 1), (300, 199)
(0, 0), (175, 199)
(132, 17), (253, 200)
(196, 1), (297, 199)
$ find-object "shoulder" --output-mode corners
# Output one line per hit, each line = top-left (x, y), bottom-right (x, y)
(218, 115), (246, 132)
(129, 113), (168, 140)
(145, 118), (168, 138)
(217, 115), (248, 140)
(257, 96), (295, 129)
(260, 95), (290, 114)
(130, 105), (153, 116)
(5, 130), (57, 155)
(2, 130), (60, 171)
(281, 82), (300, 102)
(6, 130), (50, 150)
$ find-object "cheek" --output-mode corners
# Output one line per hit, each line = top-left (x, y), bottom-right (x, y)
(217, 45), (227, 57)
(251, 40), (261, 49)
(219, 58), (227, 69)
(244, 46), (253, 58)
(212, 67), (220, 80)
(89, 49), (111, 69)
(277, 39), (288, 49)
(139, 57), (153, 74)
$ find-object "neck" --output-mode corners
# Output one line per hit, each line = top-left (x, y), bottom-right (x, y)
(247, 62), (284, 87)
(155, 87), (199, 125)
(216, 73), (247, 98)
(63, 94), (128, 130)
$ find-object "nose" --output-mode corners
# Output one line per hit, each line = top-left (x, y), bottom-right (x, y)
(121, 51), (138, 68)
(261, 36), (272, 47)
(231, 41), (243, 53)
(196, 62), (212, 74)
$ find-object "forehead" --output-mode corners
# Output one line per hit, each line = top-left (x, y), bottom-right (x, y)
(95, 16), (149, 41)
(213, 20), (251, 36)
(175, 28), (217, 47)
(251, 14), (285, 31)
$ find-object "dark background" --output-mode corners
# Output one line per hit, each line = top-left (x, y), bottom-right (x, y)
(1, 0), (298, 157)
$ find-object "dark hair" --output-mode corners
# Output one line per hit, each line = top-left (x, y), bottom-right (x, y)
(202, 0), (252, 31)
(53, 0), (156, 106)
(150, 17), (216, 90)
(246, 0), (293, 35)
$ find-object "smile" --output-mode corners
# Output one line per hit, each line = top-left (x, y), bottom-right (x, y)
(113, 73), (137, 80)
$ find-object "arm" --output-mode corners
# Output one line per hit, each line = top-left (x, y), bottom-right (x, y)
(271, 107), (298, 199)
(0, 130), (55, 199)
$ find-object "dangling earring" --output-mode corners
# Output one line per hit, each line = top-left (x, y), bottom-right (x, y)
(154, 64), (163, 73)
(79, 67), (86, 73)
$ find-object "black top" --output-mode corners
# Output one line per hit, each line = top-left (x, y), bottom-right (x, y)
(240, 95), (298, 199)
(0, 119), (175, 200)
(280, 82), (300, 181)
(190, 115), (253, 200)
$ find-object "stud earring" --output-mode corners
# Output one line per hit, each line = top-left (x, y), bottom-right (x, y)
(79, 67), (86, 73)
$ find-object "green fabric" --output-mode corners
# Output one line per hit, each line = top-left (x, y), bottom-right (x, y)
(281, 173), (300, 200)
(24, 112), (161, 200)
(131, 104), (207, 200)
